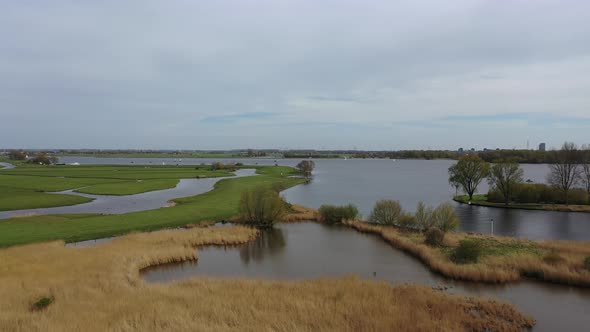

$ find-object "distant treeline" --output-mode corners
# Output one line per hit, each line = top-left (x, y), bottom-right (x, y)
(349, 150), (561, 163)
(1, 148), (574, 164)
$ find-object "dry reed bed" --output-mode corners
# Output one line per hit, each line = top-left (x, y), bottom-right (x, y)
(0, 224), (533, 331)
(345, 220), (590, 287)
(282, 204), (320, 222)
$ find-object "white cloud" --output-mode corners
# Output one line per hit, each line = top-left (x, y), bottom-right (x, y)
(0, 0), (589, 149)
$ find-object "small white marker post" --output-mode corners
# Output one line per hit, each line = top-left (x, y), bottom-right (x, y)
(490, 218), (494, 236)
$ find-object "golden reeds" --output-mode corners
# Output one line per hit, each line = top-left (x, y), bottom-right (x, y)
(0, 225), (533, 331)
(345, 220), (590, 287)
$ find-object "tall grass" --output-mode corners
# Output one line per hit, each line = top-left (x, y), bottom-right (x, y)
(0, 225), (533, 331)
(345, 221), (590, 286)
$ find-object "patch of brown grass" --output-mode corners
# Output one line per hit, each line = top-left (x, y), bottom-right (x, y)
(0, 225), (533, 331)
(345, 220), (590, 287)
(282, 204), (320, 222)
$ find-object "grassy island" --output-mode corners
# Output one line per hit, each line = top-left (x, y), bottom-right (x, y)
(0, 164), (305, 247)
(0, 164), (236, 211)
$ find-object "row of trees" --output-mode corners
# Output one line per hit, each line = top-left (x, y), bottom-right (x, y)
(449, 142), (590, 205)
(368, 200), (458, 232)
(6, 150), (57, 165)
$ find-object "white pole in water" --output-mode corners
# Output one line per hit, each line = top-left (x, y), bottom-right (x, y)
(491, 218), (494, 236)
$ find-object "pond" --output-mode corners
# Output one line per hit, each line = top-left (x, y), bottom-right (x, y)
(141, 222), (590, 332)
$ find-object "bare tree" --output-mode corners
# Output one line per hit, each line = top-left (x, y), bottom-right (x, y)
(581, 144), (590, 195)
(547, 142), (582, 205)
(448, 154), (490, 201)
(487, 160), (524, 205)
(296, 160), (315, 178)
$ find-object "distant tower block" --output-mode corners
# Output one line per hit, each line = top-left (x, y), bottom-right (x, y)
(539, 143), (546, 151)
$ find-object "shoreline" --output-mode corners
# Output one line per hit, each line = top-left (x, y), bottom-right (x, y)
(343, 220), (590, 287)
(453, 196), (590, 213)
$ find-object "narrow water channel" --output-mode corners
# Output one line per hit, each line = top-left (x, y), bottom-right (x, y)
(141, 222), (590, 332)
(0, 169), (256, 219)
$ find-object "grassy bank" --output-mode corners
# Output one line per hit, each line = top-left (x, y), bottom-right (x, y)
(58, 152), (244, 158)
(0, 165), (235, 211)
(454, 194), (590, 213)
(0, 166), (305, 247)
(345, 220), (590, 287)
(74, 178), (180, 195)
(0, 188), (93, 211)
(0, 225), (534, 331)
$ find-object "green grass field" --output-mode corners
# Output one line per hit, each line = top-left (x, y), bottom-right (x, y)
(59, 152), (244, 158)
(74, 178), (180, 195)
(0, 165), (305, 247)
(0, 188), (93, 211)
(0, 165), (236, 211)
(2, 164), (233, 180)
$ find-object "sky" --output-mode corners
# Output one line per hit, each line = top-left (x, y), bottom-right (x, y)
(1, 0), (589, 150)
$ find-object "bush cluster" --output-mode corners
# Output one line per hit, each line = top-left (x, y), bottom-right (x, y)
(239, 187), (287, 228)
(368, 200), (458, 233)
(584, 256), (590, 271)
(424, 228), (445, 247)
(451, 239), (483, 264)
(368, 200), (403, 225)
(488, 183), (589, 205)
(318, 204), (359, 224)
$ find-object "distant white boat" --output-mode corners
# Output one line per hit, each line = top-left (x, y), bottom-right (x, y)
(69, 162), (80, 166)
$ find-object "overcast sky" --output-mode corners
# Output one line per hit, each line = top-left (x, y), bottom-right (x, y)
(1, 0), (589, 150)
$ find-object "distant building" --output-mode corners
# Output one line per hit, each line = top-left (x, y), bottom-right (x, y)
(458, 148), (464, 153)
(539, 143), (546, 151)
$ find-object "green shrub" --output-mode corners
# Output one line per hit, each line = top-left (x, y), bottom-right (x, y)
(398, 213), (417, 229)
(32, 296), (53, 311)
(239, 187), (287, 228)
(452, 239), (483, 264)
(369, 200), (402, 225)
(543, 251), (566, 266)
(211, 162), (225, 170)
(424, 227), (445, 247)
(498, 183), (590, 205)
(318, 204), (359, 224)
(584, 256), (590, 271)
(486, 189), (505, 203)
(415, 201), (434, 231)
(431, 203), (459, 232)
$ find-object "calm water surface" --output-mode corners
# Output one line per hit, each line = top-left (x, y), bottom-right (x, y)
(141, 223), (590, 332)
(57, 157), (590, 240)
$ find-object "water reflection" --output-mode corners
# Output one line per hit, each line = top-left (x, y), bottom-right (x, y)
(240, 228), (286, 264)
(141, 223), (590, 331)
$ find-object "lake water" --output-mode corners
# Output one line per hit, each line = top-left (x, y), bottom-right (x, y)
(141, 222), (590, 332)
(57, 157), (590, 241)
